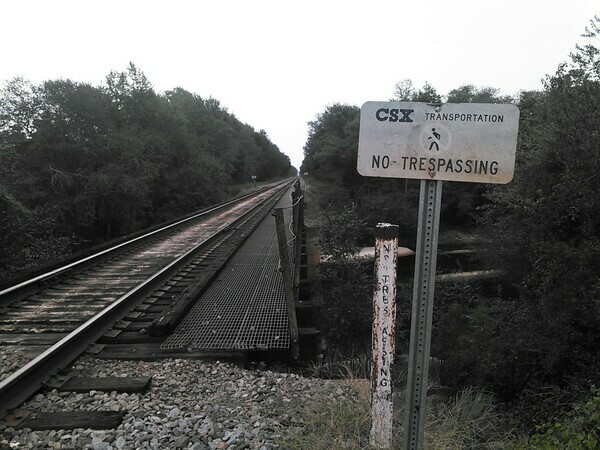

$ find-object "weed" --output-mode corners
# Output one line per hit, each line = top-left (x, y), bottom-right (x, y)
(275, 385), (510, 449)
(426, 387), (509, 449)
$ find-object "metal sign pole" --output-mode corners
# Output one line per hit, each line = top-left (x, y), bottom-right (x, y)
(370, 223), (399, 449)
(403, 179), (443, 450)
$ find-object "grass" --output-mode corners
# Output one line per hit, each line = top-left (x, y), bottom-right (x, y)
(425, 387), (509, 449)
(276, 396), (374, 450)
(274, 382), (510, 450)
(304, 352), (372, 380)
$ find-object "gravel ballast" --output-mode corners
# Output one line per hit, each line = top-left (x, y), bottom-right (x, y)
(1, 357), (361, 449)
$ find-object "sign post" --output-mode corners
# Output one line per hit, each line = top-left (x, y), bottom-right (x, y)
(370, 223), (399, 449)
(403, 179), (442, 449)
(357, 101), (519, 449)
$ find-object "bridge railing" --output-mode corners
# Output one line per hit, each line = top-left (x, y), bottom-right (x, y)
(273, 178), (304, 361)
(290, 179), (304, 301)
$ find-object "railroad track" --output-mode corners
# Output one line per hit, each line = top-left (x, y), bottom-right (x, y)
(0, 179), (294, 419)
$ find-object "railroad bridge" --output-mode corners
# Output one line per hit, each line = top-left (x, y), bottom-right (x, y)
(148, 178), (316, 362)
(0, 178), (316, 418)
(159, 184), (315, 360)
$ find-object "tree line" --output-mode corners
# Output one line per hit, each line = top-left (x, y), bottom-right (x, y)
(304, 17), (600, 427)
(0, 63), (294, 280)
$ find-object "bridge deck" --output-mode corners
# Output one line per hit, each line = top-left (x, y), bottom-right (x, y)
(161, 190), (293, 351)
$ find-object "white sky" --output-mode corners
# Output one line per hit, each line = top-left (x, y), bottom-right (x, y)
(1, 0), (598, 170)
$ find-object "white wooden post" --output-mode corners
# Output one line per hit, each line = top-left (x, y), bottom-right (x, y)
(370, 223), (399, 449)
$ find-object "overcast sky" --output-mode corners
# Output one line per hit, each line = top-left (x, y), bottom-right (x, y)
(1, 0), (598, 169)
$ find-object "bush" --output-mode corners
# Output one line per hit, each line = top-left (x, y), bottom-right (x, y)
(318, 202), (366, 260)
(510, 386), (600, 449)
(275, 395), (374, 450)
(0, 197), (76, 280)
(313, 259), (373, 358)
(275, 385), (509, 449)
(426, 387), (508, 449)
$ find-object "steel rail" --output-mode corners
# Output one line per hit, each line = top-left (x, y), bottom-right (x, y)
(0, 179), (294, 418)
(0, 179), (293, 307)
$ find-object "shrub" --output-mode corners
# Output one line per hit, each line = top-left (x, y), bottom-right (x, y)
(510, 386), (600, 449)
(426, 387), (508, 449)
(275, 386), (509, 449)
(313, 259), (373, 358)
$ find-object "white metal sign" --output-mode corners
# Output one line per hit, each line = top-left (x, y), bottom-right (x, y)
(357, 102), (520, 184)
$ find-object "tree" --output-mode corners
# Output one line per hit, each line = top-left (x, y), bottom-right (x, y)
(412, 81), (442, 103)
(392, 79), (415, 101)
(105, 62), (154, 116)
(0, 77), (41, 142)
(475, 16), (600, 400)
(302, 104), (361, 188)
(446, 85), (513, 103)
(569, 15), (600, 81)
(441, 84), (514, 226)
(0, 65), (292, 279)
(391, 79), (441, 103)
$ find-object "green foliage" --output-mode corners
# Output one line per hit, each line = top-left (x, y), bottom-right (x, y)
(301, 83), (513, 242)
(306, 352), (372, 380)
(446, 84), (513, 103)
(0, 77), (41, 143)
(302, 103), (361, 186)
(414, 17), (600, 428)
(0, 63), (292, 279)
(274, 394), (374, 450)
(440, 84), (514, 227)
(393, 79), (513, 105)
(313, 260), (373, 356)
(318, 202), (366, 260)
(0, 193), (75, 275)
(426, 388), (508, 449)
(479, 17), (600, 402)
(303, 14), (600, 436)
(511, 387), (600, 449)
(275, 385), (508, 450)
(569, 15), (600, 82)
(392, 81), (515, 229)
(301, 103), (422, 242)
(392, 78), (416, 101)
(392, 79), (442, 103)
(430, 281), (485, 387)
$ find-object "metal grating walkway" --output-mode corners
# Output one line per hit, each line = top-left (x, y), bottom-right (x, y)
(161, 191), (294, 351)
